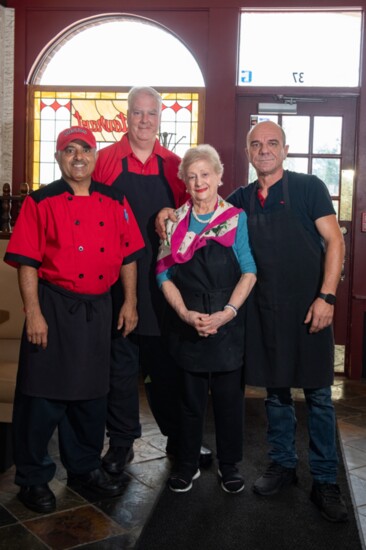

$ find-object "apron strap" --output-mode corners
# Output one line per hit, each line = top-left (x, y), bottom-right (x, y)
(250, 170), (290, 214)
(121, 154), (165, 176)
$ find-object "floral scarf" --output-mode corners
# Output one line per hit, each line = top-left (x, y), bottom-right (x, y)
(156, 196), (242, 274)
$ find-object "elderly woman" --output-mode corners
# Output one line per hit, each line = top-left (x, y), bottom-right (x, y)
(156, 144), (256, 494)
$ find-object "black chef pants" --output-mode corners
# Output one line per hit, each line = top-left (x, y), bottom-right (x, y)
(106, 334), (181, 451)
(178, 368), (244, 470)
(106, 334), (141, 447)
(12, 391), (107, 486)
(139, 335), (181, 452)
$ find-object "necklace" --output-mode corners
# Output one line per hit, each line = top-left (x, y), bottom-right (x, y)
(191, 207), (215, 224)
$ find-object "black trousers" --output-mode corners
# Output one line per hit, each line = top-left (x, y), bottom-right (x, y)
(106, 334), (142, 447)
(178, 368), (244, 471)
(106, 334), (181, 451)
(12, 391), (107, 486)
(140, 336), (181, 451)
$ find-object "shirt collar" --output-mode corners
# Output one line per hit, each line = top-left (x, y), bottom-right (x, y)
(119, 132), (171, 161)
(255, 176), (284, 208)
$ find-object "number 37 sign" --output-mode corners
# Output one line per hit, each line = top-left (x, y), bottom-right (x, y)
(240, 70), (305, 85)
(238, 12), (361, 88)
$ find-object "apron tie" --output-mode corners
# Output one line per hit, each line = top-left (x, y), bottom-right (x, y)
(69, 300), (96, 322)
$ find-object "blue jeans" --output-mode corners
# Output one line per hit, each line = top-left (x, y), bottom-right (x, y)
(265, 386), (339, 483)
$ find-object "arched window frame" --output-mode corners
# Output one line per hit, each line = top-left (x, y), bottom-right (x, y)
(26, 14), (205, 189)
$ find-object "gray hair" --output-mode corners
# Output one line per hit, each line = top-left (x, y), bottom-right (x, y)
(127, 86), (162, 113)
(178, 144), (224, 182)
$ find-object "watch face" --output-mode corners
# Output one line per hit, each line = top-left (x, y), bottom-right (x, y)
(325, 294), (336, 305)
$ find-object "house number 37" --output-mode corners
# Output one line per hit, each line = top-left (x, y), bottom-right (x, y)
(293, 72), (305, 83)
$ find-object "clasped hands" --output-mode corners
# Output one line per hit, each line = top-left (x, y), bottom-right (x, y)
(184, 308), (235, 338)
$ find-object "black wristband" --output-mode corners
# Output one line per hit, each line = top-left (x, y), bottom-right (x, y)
(318, 292), (336, 305)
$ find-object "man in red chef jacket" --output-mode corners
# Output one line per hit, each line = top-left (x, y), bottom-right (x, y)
(4, 126), (145, 513)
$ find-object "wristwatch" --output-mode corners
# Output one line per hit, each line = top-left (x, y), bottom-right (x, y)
(318, 292), (337, 305)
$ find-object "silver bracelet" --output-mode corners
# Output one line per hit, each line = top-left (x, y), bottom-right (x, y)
(224, 303), (238, 317)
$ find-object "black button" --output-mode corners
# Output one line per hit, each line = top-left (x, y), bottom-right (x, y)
(75, 220), (80, 225)
(78, 246), (84, 252)
(100, 248), (105, 252)
(99, 221), (104, 226)
(68, 196), (73, 201)
(78, 273), (84, 279)
(125, 242), (129, 247)
(99, 275), (104, 280)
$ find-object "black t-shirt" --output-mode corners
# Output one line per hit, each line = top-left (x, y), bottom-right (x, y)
(227, 170), (335, 248)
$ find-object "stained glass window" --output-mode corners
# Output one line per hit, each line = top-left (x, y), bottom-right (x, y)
(28, 16), (205, 188)
(31, 90), (201, 187)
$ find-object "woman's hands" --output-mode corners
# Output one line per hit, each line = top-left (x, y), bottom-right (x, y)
(183, 308), (235, 337)
(161, 280), (236, 338)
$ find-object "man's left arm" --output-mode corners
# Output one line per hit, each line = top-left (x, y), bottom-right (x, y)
(117, 261), (138, 337)
(304, 214), (345, 333)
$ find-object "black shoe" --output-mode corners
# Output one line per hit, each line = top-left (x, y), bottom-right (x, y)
(253, 462), (297, 496)
(218, 464), (245, 494)
(311, 482), (348, 523)
(68, 467), (127, 497)
(102, 445), (134, 475)
(168, 468), (200, 493)
(199, 446), (213, 468)
(18, 484), (56, 514)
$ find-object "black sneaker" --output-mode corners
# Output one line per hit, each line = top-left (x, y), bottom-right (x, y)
(168, 469), (200, 493)
(310, 482), (348, 523)
(218, 464), (245, 494)
(253, 462), (297, 496)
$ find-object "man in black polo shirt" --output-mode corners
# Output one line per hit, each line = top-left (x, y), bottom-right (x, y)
(227, 120), (347, 523)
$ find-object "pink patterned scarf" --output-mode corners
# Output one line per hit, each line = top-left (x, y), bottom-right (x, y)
(156, 196), (242, 274)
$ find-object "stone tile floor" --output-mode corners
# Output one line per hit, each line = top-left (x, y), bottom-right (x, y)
(1, 354), (366, 549)
(247, 379), (366, 550)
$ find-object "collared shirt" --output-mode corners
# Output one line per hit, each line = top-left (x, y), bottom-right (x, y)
(4, 179), (145, 294)
(93, 133), (188, 208)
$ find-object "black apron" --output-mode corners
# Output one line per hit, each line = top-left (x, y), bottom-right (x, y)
(17, 280), (112, 400)
(244, 171), (334, 388)
(111, 156), (175, 336)
(166, 241), (244, 373)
